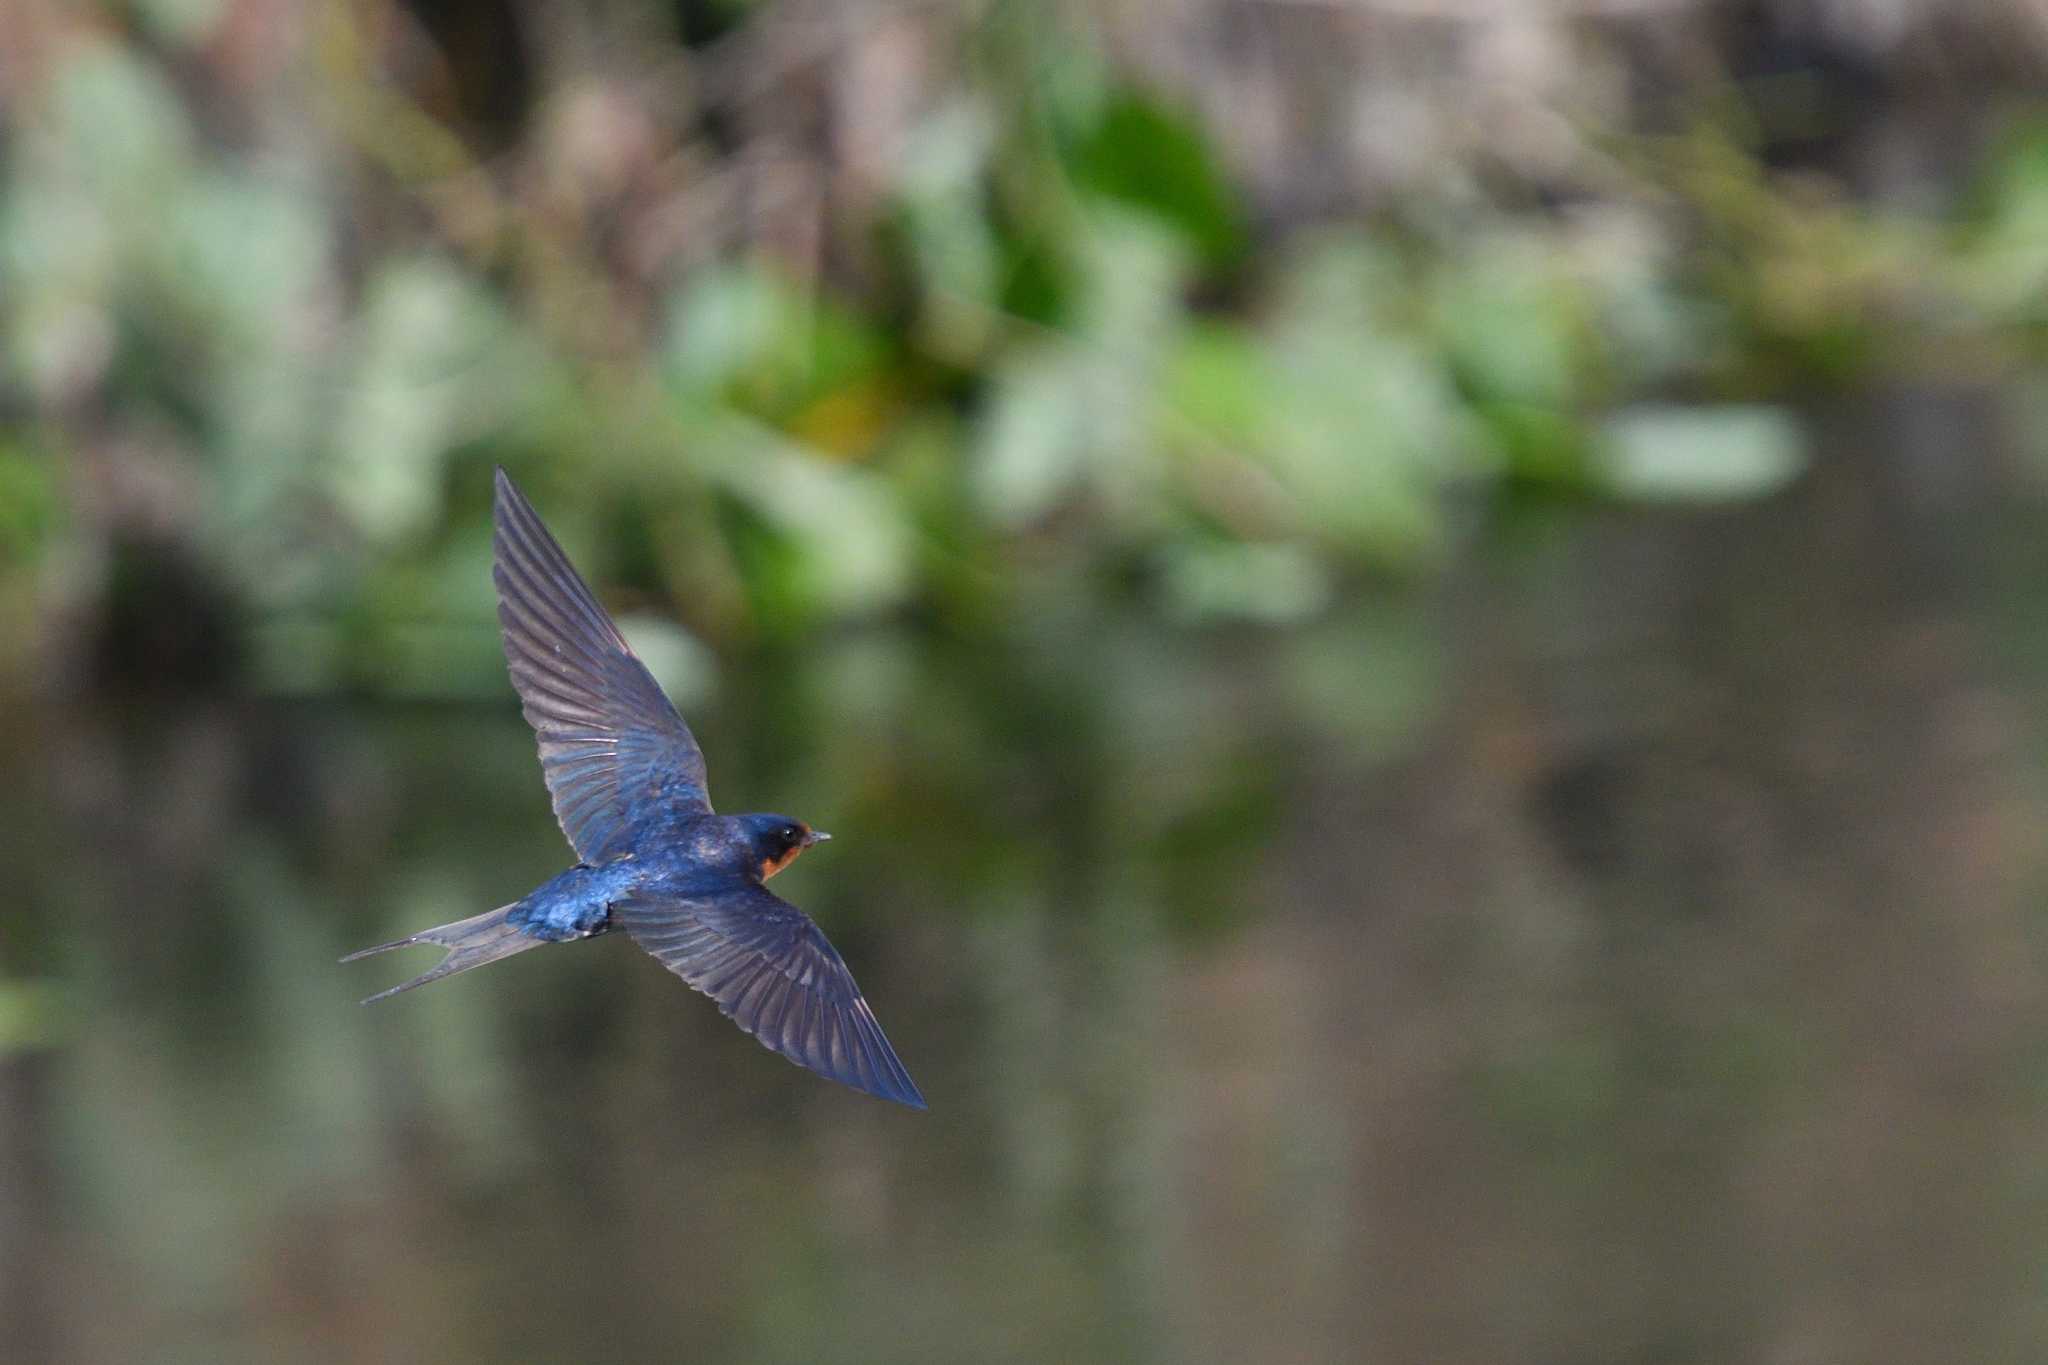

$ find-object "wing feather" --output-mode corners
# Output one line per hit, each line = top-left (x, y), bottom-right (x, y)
(492, 469), (711, 861)
(616, 885), (927, 1110)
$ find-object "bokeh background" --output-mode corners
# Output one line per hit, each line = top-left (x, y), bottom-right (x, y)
(7, 1), (2048, 1361)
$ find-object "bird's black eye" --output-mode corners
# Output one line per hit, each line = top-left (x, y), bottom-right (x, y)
(783, 826), (803, 846)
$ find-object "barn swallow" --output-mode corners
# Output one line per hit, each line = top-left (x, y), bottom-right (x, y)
(344, 469), (925, 1110)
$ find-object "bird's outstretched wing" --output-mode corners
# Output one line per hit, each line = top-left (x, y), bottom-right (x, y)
(493, 468), (712, 863)
(615, 884), (927, 1110)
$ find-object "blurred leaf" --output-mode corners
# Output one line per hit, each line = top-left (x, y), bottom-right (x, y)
(1433, 236), (1589, 411)
(995, 225), (1074, 328)
(0, 42), (204, 402)
(1063, 89), (1246, 270)
(975, 214), (1190, 531)
(1072, 209), (1191, 346)
(666, 265), (791, 390)
(159, 171), (329, 356)
(705, 421), (914, 626)
(1154, 240), (1484, 563)
(1161, 324), (1273, 443)
(975, 348), (1092, 525)
(328, 256), (515, 544)
(1959, 120), (2048, 322)
(664, 265), (889, 422)
(45, 41), (194, 201)
(893, 102), (1003, 357)
(1593, 403), (1807, 503)
(0, 175), (117, 399)
(1263, 323), (1473, 560)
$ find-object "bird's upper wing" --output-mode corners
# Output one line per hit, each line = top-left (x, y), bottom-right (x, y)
(493, 468), (712, 863)
(615, 883), (927, 1110)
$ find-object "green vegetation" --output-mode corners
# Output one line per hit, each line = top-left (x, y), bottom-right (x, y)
(3, 6), (2046, 691)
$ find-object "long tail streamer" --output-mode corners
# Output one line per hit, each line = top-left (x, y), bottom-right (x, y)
(341, 905), (538, 1005)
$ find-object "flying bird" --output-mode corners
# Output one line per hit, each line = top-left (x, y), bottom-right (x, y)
(345, 469), (926, 1110)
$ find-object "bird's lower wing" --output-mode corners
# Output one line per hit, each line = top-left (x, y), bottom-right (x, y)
(615, 886), (926, 1110)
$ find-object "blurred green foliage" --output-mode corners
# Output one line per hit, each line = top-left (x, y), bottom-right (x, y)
(1, 2), (2046, 691)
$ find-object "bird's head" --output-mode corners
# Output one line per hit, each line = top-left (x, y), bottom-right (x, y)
(738, 813), (831, 881)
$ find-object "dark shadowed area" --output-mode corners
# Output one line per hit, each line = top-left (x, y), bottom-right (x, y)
(6, 3), (2048, 1363)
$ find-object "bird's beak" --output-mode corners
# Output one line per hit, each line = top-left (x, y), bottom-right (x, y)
(803, 829), (832, 847)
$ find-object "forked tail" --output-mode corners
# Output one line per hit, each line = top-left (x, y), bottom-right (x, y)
(341, 904), (539, 1004)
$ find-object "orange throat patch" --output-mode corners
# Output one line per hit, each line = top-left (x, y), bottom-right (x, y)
(759, 846), (804, 881)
